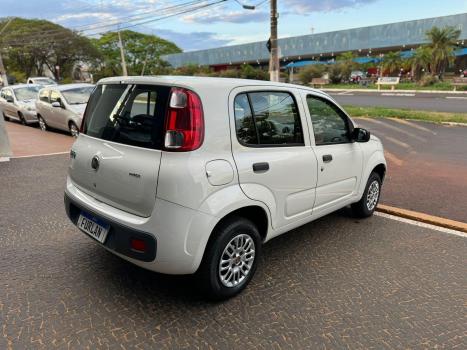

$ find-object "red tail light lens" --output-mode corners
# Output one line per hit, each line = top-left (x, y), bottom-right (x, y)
(130, 238), (146, 253)
(164, 88), (204, 151)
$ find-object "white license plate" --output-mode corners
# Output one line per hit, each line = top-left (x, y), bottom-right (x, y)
(77, 212), (110, 243)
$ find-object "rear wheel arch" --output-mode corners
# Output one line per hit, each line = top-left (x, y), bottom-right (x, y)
(210, 206), (269, 243)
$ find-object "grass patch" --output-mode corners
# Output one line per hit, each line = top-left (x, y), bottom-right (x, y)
(326, 82), (467, 91)
(343, 105), (467, 124)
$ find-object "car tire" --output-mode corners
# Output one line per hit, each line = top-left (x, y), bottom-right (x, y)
(351, 172), (382, 218)
(18, 112), (26, 125)
(2, 112), (9, 122)
(69, 122), (79, 137)
(38, 115), (47, 131)
(197, 216), (261, 300)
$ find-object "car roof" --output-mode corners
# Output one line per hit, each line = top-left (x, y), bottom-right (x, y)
(98, 75), (326, 95)
(44, 83), (95, 92)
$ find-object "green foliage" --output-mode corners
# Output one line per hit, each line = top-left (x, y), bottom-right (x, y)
(239, 64), (268, 80)
(410, 46), (433, 80)
(425, 26), (461, 78)
(91, 30), (181, 77)
(298, 65), (326, 84)
(419, 74), (440, 86)
(382, 51), (402, 75)
(1, 17), (100, 81)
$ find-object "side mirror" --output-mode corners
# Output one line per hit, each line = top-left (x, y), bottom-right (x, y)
(6, 97), (14, 103)
(353, 127), (371, 142)
(51, 101), (61, 108)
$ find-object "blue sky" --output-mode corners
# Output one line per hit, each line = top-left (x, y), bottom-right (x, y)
(2, 0), (466, 51)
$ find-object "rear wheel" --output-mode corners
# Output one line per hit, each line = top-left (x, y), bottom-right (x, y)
(18, 112), (26, 125)
(69, 122), (79, 137)
(38, 115), (47, 131)
(198, 216), (261, 300)
(352, 172), (382, 218)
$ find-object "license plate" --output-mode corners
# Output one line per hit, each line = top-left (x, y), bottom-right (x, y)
(77, 211), (110, 243)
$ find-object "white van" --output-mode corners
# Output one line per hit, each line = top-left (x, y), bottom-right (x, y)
(64, 76), (386, 299)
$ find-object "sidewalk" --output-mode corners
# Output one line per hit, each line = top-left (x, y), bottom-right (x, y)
(322, 88), (467, 94)
(5, 121), (74, 157)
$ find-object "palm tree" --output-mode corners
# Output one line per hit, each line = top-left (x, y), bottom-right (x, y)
(410, 46), (433, 80)
(382, 51), (402, 76)
(425, 26), (461, 79)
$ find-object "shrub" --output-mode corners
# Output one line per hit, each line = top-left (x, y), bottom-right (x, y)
(419, 74), (439, 86)
(298, 65), (326, 84)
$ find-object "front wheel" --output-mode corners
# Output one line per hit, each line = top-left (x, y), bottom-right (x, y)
(2, 112), (9, 122)
(69, 122), (79, 137)
(38, 115), (47, 131)
(197, 217), (261, 300)
(351, 172), (382, 218)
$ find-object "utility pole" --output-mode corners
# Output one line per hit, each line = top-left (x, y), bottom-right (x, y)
(117, 30), (128, 76)
(269, 0), (279, 82)
(0, 18), (13, 87)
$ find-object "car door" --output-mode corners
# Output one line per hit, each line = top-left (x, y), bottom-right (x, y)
(302, 92), (363, 214)
(230, 87), (318, 230)
(49, 89), (69, 130)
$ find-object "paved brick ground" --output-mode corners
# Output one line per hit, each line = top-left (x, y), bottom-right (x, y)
(0, 155), (466, 349)
(4, 120), (74, 157)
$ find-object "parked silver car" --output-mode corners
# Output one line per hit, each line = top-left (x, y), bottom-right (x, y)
(0, 84), (41, 125)
(35, 83), (95, 136)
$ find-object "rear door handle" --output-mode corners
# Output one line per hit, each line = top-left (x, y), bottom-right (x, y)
(253, 162), (269, 172)
(322, 154), (333, 163)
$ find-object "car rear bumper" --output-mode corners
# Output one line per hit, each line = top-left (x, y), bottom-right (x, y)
(64, 176), (218, 275)
(65, 193), (157, 262)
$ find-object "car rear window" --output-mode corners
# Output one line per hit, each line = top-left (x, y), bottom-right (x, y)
(82, 84), (170, 150)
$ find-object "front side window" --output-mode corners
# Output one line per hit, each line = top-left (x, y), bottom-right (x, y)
(306, 96), (351, 145)
(234, 91), (304, 146)
(61, 86), (94, 105)
(83, 84), (170, 150)
(39, 89), (49, 102)
(50, 90), (62, 104)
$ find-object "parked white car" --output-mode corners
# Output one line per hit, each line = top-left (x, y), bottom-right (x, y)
(27, 77), (58, 86)
(35, 83), (95, 136)
(0, 84), (41, 124)
(64, 76), (386, 299)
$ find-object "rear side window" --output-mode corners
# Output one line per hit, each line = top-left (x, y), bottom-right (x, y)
(82, 84), (170, 150)
(234, 91), (304, 146)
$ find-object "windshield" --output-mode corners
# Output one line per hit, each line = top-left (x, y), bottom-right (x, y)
(61, 87), (95, 105)
(13, 86), (41, 101)
(33, 78), (56, 85)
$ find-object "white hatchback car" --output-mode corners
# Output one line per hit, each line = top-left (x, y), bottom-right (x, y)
(65, 76), (386, 299)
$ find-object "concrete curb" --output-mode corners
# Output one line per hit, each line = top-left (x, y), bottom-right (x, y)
(377, 204), (467, 233)
(322, 88), (467, 95)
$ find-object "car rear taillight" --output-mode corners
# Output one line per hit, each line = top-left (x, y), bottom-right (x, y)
(164, 87), (204, 151)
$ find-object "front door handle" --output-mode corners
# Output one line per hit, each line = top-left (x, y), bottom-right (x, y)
(322, 154), (333, 163)
(253, 162), (269, 172)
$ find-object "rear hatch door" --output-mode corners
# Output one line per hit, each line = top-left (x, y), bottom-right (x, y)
(68, 83), (171, 217)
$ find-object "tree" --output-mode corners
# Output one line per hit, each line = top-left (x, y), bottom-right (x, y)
(1, 17), (100, 81)
(410, 46), (433, 80)
(382, 51), (402, 76)
(336, 51), (358, 80)
(92, 30), (181, 78)
(425, 26), (461, 79)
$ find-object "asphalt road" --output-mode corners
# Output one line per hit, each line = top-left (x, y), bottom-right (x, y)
(0, 155), (466, 349)
(329, 91), (467, 113)
(354, 117), (467, 223)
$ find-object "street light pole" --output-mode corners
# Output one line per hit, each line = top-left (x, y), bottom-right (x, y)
(269, 0), (279, 82)
(117, 30), (128, 76)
